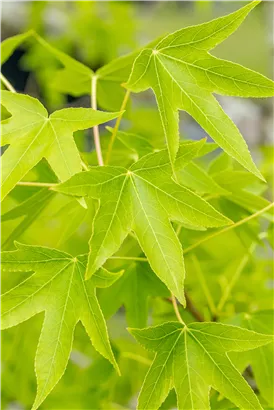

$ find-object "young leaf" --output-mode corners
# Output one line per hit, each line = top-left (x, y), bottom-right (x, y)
(1, 242), (122, 410)
(1, 91), (120, 200)
(125, 1), (274, 178)
(129, 321), (273, 410)
(54, 148), (231, 305)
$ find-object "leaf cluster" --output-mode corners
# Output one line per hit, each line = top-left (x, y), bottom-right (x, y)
(1, 2), (274, 409)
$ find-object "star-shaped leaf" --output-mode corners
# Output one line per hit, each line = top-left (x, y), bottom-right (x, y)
(1, 242), (122, 410)
(129, 321), (273, 410)
(1, 91), (120, 200)
(125, 1), (274, 177)
(54, 143), (231, 305)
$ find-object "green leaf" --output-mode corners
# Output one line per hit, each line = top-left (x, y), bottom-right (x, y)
(54, 147), (231, 305)
(106, 126), (154, 160)
(1, 188), (54, 250)
(177, 162), (228, 195)
(99, 262), (169, 328)
(1, 242), (121, 409)
(34, 33), (138, 111)
(1, 91), (120, 200)
(129, 321), (272, 410)
(125, 1), (274, 177)
(227, 310), (274, 407)
(1, 30), (34, 65)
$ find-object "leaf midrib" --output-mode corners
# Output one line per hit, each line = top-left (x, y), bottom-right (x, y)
(130, 176), (181, 297)
(155, 54), (253, 172)
(159, 52), (273, 90)
(2, 261), (73, 318)
(188, 329), (259, 410)
(156, 6), (252, 52)
(36, 261), (76, 403)
(141, 330), (183, 410)
(133, 171), (225, 224)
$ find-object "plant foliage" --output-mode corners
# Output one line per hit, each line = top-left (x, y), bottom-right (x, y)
(1, 2), (274, 409)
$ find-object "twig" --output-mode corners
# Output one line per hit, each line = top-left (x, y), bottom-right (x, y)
(216, 242), (256, 314)
(91, 75), (104, 166)
(185, 293), (204, 322)
(192, 254), (217, 317)
(16, 181), (57, 188)
(171, 294), (185, 325)
(183, 202), (274, 255)
(81, 160), (89, 171)
(104, 203), (274, 263)
(121, 352), (152, 366)
(1, 73), (16, 93)
(110, 256), (147, 262)
(105, 89), (130, 165)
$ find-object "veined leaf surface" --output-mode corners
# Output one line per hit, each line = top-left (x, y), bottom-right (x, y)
(125, 1), (274, 177)
(1, 91), (120, 200)
(1, 242), (122, 409)
(130, 321), (272, 410)
(54, 145), (231, 305)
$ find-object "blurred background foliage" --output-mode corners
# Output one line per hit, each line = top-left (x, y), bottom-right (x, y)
(1, 1), (273, 410)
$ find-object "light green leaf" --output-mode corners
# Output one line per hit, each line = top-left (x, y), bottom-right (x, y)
(227, 310), (274, 407)
(177, 162), (228, 195)
(106, 126), (154, 160)
(99, 262), (169, 328)
(1, 91), (120, 200)
(129, 321), (272, 410)
(1, 242), (121, 409)
(34, 33), (138, 111)
(125, 1), (273, 177)
(54, 148), (231, 305)
(1, 188), (54, 250)
(1, 30), (34, 65)
(33, 33), (94, 96)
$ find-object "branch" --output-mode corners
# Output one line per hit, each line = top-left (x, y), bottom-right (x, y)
(185, 293), (204, 322)
(1, 73), (16, 93)
(183, 202), (274, 255)
(171, 294), (185, 325)
(16, 181), (57, 188)
(105, 89), (130, 165)
(91, 75), (104, 166)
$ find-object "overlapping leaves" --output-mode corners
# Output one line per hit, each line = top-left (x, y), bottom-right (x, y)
(1, 242), (122, 409)
(54, 142), (231, 305)
(125, 1), (274, 177)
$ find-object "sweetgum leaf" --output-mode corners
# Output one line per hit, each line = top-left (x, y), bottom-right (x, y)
(54, 145), (231, 305)
(1, 30), (34, 65)
(0, 91), (120, 200)
(177, 162), (229, 195)
(1, 242), (122, 409)
(125, 1), (274, 178)
(227, 310), (274, 406)
(33, 33), (139, 111)
(106, 126), (154, 160)
(129, 321), (273, 410)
